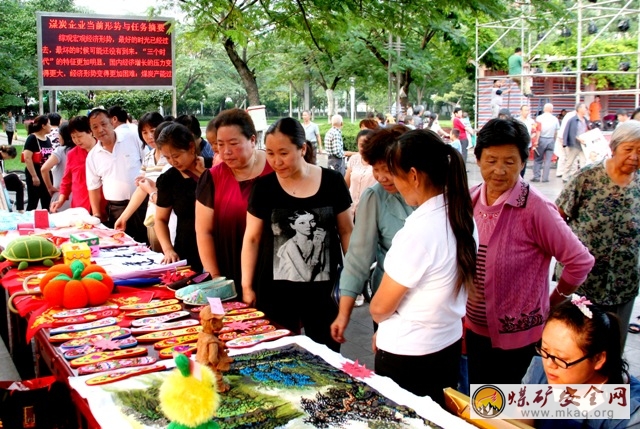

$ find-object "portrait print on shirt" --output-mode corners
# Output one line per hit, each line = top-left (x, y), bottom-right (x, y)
(271, 207), (333, 282)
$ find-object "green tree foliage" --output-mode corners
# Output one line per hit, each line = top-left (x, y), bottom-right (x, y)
(0, 0), (75, 112)
(481, 1), (635, 90)
(173, 24), (245, 116)
(431, 79), (476, 119)
(94, 90), (171, 120)
(531, 36), (637, 90)
(154, 0), (271, 106)
(58, 91), (92, 117)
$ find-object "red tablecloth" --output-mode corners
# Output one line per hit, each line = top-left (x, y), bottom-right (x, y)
(0, 261), (175, 342)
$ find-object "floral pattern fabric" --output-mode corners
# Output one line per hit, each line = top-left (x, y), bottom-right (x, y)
(556, 160), (640, 306)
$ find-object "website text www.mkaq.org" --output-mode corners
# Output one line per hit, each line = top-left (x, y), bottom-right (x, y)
(520, 408), (615, 419)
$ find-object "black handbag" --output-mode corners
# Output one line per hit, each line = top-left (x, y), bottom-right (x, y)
(0, 376), (75, 429)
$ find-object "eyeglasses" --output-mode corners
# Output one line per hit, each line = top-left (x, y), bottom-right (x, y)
(535, 343), (593, 369)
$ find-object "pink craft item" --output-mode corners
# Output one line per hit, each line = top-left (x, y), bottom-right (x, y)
(341, 359), (374, 379)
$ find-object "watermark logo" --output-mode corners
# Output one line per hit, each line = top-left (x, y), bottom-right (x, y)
(471, 385), (506, 418)
(470, 384), (630, 420)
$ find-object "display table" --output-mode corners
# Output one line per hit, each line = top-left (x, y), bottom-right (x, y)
(1, 225), (474, 429)
(68, 335), (475, 429)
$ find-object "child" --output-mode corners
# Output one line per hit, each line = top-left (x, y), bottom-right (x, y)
(449, 128), (462, 154)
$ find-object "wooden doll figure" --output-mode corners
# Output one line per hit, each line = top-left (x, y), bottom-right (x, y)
(196, 305), (233, 392)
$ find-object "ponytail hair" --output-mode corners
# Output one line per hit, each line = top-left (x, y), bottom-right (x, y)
(0, 145), (17, 159)
(58, 123), (74, 150)
(31, 115), (49, 133)
(386, 129), (476, 295)
(427, 112), (437, 130)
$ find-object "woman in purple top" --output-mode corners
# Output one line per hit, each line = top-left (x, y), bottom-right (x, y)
(465, 118), (595, 387)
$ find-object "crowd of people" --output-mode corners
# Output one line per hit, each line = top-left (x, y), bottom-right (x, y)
(1, 103), (640, 426)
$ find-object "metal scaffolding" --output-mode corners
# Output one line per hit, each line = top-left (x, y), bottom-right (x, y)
(475, 0), (640, 125)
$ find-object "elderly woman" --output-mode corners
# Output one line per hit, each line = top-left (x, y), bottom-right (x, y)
(196, 109), (273, 297)
(466, 118), (595, 387)
(521, 298), (640, 428)
(330, 125), (413, 343)
(556, 120), (640, 349)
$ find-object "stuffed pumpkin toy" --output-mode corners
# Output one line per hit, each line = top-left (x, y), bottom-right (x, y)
(40, 260), (114, 309)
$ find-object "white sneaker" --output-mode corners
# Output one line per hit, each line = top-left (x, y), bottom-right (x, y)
(355, 295), (365, 307)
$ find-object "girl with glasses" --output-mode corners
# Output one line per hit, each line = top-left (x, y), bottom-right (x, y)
(522, 298), (640, 427)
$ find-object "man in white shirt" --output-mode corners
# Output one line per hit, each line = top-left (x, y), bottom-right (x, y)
(532, 103), (559, 182)
(108, 106), (144, 149)
(301, 110), (322, 156)
(87, 108), (147, 243)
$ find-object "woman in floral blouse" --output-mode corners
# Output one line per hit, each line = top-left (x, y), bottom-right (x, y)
(556, 120), (640, 349)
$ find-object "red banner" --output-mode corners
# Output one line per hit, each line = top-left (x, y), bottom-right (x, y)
(38, 13), (174, 88)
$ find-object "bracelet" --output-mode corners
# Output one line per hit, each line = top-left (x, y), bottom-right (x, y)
(149, 191), (157, 202)
(555, 289), (573, 298)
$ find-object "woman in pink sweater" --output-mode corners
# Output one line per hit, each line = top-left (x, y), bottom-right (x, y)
(465, 118), (595, 387)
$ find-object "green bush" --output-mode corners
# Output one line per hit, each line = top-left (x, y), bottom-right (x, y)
(93, 90), (171, 119)
(58, 91), (93, 117)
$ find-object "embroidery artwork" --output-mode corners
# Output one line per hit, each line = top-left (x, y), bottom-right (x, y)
(498, 308), (544, 333)
(96, 344), (437, 428)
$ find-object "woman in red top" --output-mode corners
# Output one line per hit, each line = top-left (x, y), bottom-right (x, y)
(195, 109), (273, 299)
(50, 116), (98, 213)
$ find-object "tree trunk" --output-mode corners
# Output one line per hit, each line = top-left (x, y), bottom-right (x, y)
(325, 88), (335, 120)
(223, 37), (260, 106)
(416, 84), (425, 106)
(400, 71), (413, 109)
(304, 80), (310, 111)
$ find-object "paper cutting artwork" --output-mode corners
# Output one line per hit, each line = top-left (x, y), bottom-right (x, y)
(101, 344), (440, 428)
(341, 359), (374, 379)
